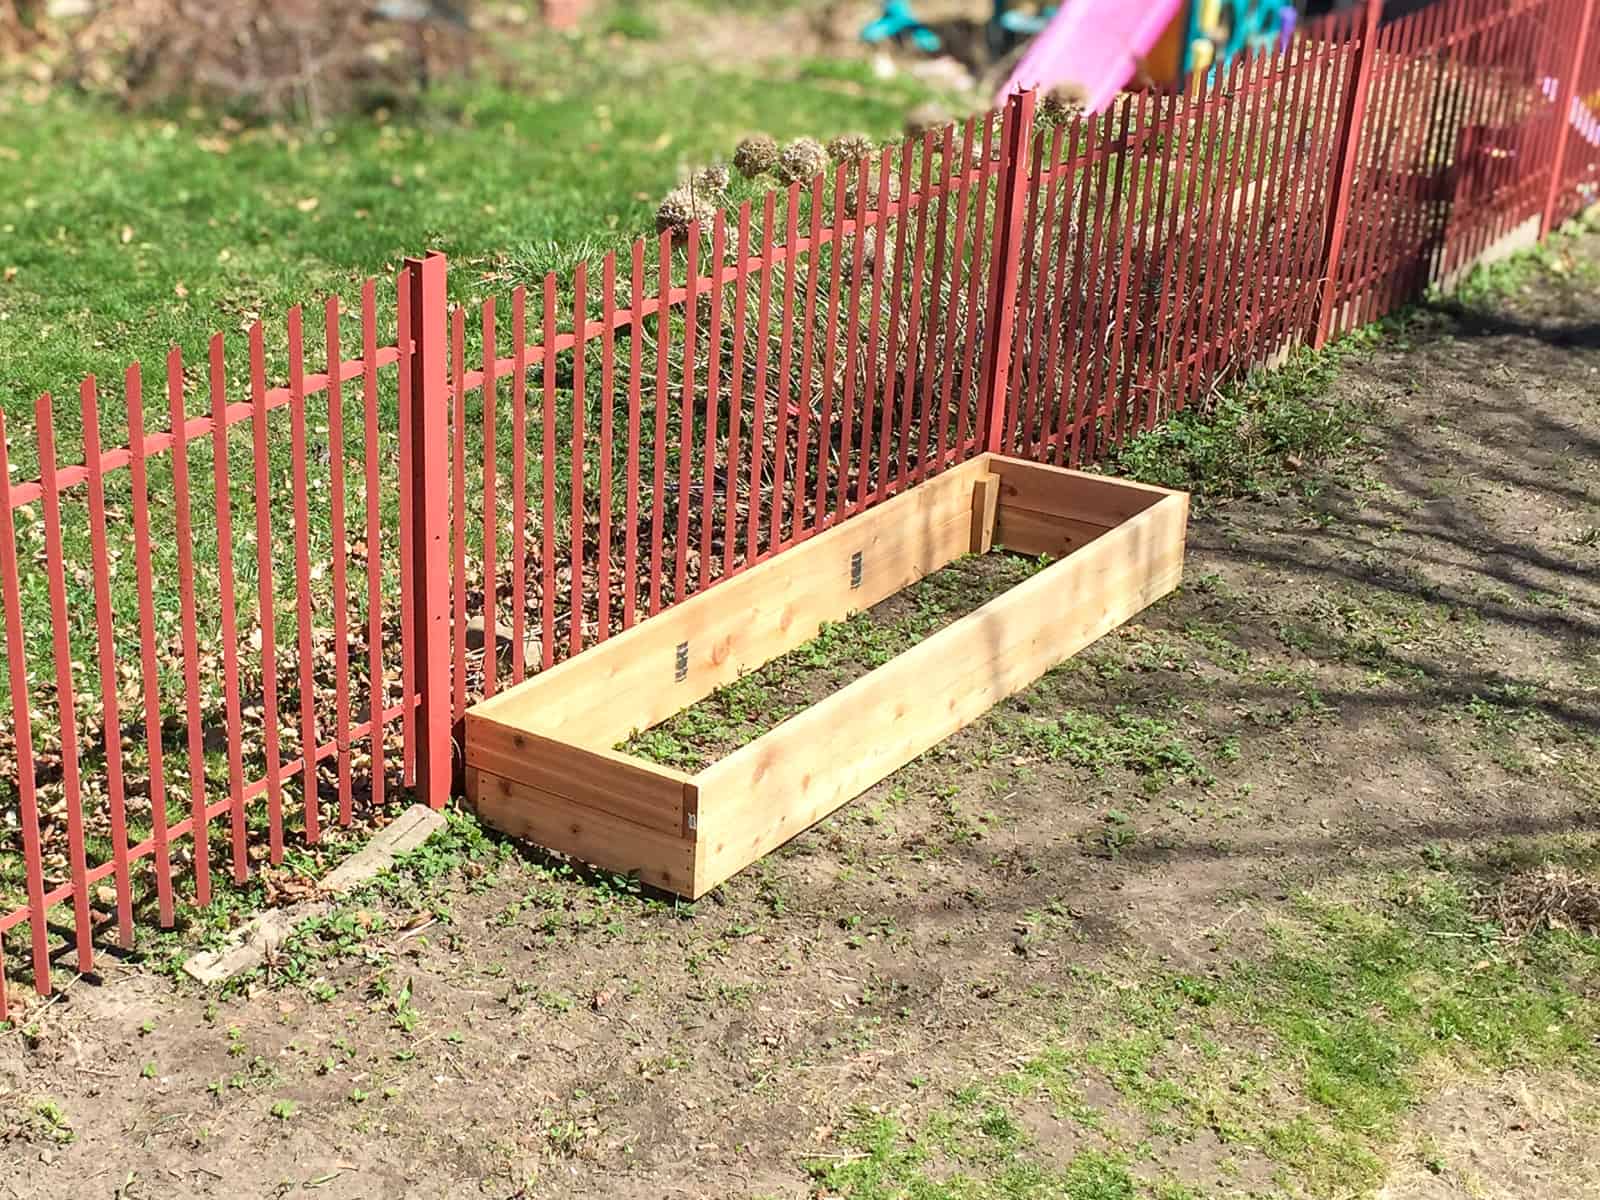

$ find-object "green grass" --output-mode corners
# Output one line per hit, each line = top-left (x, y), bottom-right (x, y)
(1104, 337), (1373, 508)
(804, 847), (1600, 1199)
(0, 31), (943, 427)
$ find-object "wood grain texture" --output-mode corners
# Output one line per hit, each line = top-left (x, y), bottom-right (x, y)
(991, 457), (1167, 527)
(467, 715), (692, 835)
(469, 767), (697, 894)
(692, 488), (1188, 894)
(991, 505), (1110, 558)
(971, 472), (1000, 554)
(470, 454), (992, 749)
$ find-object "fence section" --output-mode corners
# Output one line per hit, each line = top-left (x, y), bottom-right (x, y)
(0, 282), (422, 1008)
(1546, 0), (1600, 227)
(1001, 18), (1361, 462)
(1, 0), (1599, 1014)
(445, 104), (1016, 714)
(1323, 0), (1600, 338)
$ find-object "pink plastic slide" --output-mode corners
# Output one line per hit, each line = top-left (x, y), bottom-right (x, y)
(997, 0), (1187, 114)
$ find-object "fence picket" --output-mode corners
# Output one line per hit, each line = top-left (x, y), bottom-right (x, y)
(679, 231), (699, 603)
(624, 241), (644, 628)
(82, 379), (137, 935)
(208, 340), (248, 882)
(482, 298), (499, 696)
(749, 190), (777, 560)
(167, 348), (212, 901)
(570, 263), (588, 656)
(772, 185), (801, 550)
(36, 395), (93, 971)
(363, 282), (387, 815)
(288, 310), (320, 845)
(511, 285), (529, 680)
(396, 268), (418, 785)
(708, 212), (729, 578)
(326, 299), (354, 826)
(599, 252), (617, 640)
(650, 241), (668, 617)
(0, 411), (50, 996)
(247, 331), (286, 867)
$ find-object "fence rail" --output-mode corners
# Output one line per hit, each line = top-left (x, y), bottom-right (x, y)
(1, 0), (1597, 1014)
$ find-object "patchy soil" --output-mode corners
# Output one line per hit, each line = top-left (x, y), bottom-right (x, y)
(2, 230), (1599, 1198)
(619, 551), (1047, 769)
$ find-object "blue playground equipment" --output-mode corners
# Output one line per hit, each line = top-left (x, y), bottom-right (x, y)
(861, 1), (942, 52)
(860, 2), (1058, 56)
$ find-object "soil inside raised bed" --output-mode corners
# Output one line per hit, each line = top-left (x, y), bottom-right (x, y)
(617, 549), (1050, 771)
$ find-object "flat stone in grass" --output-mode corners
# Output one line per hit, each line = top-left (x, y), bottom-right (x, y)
(182, 804), (447, 985)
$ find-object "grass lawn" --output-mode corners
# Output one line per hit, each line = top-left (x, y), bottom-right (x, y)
(0, 8), (943, 429)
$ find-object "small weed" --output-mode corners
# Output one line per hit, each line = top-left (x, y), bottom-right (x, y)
(1108, 346), (1366, 507)
(14, 1099), (75, 1145)
(536, 991), (576, 1015)
(1001, 707), (1210, 789)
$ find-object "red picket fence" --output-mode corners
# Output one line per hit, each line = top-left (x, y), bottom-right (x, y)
(2, 0), (1598, 1015)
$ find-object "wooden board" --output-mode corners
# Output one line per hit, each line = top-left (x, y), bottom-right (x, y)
(464, 454), (1190, 900)
(470, 454), (992, 751)
(469, 768), (697, 895)
(988, 456), (1168, 559)
(466, 718), (693, 836)
(691, 487), (1188, 894)
(970, 472), (1000, 554)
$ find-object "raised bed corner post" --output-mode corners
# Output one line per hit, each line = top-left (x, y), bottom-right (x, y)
(1542, 0), (1598, 238)
(1312, 0), (1382, 350)
(404, 252), (453, 809)
(979, 88), (1037, 456)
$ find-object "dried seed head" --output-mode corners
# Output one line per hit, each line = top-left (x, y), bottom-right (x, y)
(826, 132), (877, 163)
(692, 162), (731, 195)
(655, 186), (717, 241)
(773, 137), (829, 185)
(733, 133), (780, 178)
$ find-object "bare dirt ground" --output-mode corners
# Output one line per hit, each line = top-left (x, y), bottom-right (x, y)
(2, 230), (1598, 1199)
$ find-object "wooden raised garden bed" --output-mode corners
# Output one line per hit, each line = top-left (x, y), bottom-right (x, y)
(465, 453), (1189, 898)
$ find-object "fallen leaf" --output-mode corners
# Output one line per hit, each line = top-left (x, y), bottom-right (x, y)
(2, 267), (14, 283)
(174, 282), (189, 299)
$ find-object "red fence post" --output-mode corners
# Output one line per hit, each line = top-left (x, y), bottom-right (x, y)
(405, 252), (453, 808)
(1541, 0), (1598, 237)
(1312, 0), (1383, 349)
(980, 88), (1037, 455)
